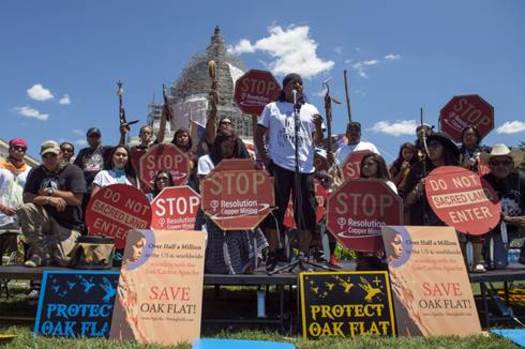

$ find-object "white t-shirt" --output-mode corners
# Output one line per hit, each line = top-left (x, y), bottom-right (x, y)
(335, 141), (380, 166)
(197, 155), (215, 176)
(259, 101), (320, 174)
(0, 166), (30, 228)
(92, 169), (133, 188)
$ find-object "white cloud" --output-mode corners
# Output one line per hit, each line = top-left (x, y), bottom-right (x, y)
(228, 25), (334, 78)
(27, 84), (54, 101)
(13, 106), (49, 121)
(74, 138), (88, 146)
(370, 119), (417, 136)
(59, 94), (71, 105)
(352, 59), (379, 78)
(73, 129), (84, 136)
(496, 121), (525, 134)
(384, 53), (401, 61)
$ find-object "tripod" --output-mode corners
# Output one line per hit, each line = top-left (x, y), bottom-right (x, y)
(268, 90), (335, 275)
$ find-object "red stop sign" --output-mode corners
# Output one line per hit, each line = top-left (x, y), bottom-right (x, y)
(150, 185), (200, 230)
(341, 150), (373, 180)
(439, 94), (494, 142)
(86, 184), (152, 249)
(201, 159), (274, 230)
(284, 180), (328, 229)
(139, 143), (190, 191)
(327, 179), (403, 252)
(425, 166), (500, 235)
(234, 70), (281, 115)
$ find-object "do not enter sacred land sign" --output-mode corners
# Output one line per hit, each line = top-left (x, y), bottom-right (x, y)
(425, 166), (500, 235)
(86, 184), (152, 249)
(327, 179), (403, 252)
(201, 159), (274, 231)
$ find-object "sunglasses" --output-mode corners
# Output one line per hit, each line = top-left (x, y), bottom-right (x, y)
(61, 148), (74, 153)
(155, 176), (170, 182)
(11, 146), (27, 152)
(42, 153), (58, 159)
(490, 159), (512, 167)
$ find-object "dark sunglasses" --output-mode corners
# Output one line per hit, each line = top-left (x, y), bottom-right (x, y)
(11, 146), (27, 152)
(61, 148), (74, 153)
(490, 159), (512, 167)
(155, 176), (170, 182)
(42, 153), (58, 159)
(220, 120), (232, 126)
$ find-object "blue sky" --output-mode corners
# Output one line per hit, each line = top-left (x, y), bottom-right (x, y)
(1, 0), (524, 161)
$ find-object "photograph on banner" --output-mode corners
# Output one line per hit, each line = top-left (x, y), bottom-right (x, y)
(382, 226), (481, 337)
(327, 179), (403, 252)
(85, 184), (152, 250)
(34, 271), (119, 338)
(200, 159), (274, 231)
(299, 271), (395, 339)
(109, 229), (205, 345)
(424, 166), (500, 235)
(150, 186), (200, 230)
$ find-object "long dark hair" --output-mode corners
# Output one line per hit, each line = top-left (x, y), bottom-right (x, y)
(171, 128), (192, 152)
(152, 170), (174, 197)
(391, 142), (417, 171)
(360, 153), (391, 180)
(104, 145), (138, 187)
(459, 125), (481, 153)
(210, 130), (246, 165)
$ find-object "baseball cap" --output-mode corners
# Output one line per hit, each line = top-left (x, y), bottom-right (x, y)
(9, 138), (28, 149)
(86, 127), (102, 137)
(40, 140), (60, 156)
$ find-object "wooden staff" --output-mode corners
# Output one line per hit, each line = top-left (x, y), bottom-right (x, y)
(343, 70), (352, 123)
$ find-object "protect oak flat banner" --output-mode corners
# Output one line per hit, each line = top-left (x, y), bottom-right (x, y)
(382, 226), (481, 337)
(109, 229), (205, 345)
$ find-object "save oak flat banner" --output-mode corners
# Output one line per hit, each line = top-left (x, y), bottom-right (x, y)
(299, 271), (395, 339)
(382, 226), (481, 337)
(109, 229), (205, 345)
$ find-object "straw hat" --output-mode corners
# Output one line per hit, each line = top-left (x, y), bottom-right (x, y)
(480, 144), (524, 167)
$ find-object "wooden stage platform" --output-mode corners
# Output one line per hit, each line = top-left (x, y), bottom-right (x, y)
(2, 264), (525, 332)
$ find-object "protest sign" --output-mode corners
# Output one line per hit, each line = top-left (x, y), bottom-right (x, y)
(234, 69), (281, 116)
(150, 186), (200, 230)
(109, 229), (206, 345)
(425, 166), (500, 235)
(382, 226), (481, 336)
(201, 159), (274, 230)
(86, 184), (152, 249)
(439, 94), (494, 142)
(341, 150), (373, 180)
(34, 271), (119, 338)
(327, 179), (403, 252)
(299, 271), (395, 339)
(284, 180), (327, 229)
(139, 143), (190, 190)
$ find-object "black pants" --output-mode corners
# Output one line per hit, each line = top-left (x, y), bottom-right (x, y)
(263, 161), (316, 233)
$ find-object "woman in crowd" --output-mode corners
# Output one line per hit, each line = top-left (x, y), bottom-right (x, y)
(146, 170), (174, 201)
(390, 142), (417, 197)
(405, 132), (459, 226)
(60, 142), (75, 163)
(197, 130), (268, 274)
(355, 153), (399, 270)
(91, 145), (139, 197)
(459, 125), (487, 172)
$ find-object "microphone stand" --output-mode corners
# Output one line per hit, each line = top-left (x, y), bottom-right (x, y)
(268, 90), (334, 275)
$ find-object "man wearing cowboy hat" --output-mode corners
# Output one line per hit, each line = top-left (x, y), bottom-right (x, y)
(481, 144), (525, 268)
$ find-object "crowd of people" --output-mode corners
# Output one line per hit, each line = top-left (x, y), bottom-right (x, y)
(1, 72), (524, 280)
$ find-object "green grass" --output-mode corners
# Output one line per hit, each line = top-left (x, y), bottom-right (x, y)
(0, 325), (520, 349)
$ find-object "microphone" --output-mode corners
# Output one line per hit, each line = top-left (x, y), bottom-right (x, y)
(292, 89), (301, 113)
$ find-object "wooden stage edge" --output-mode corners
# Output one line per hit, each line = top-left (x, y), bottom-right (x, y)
(2, 264), (525, 285)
